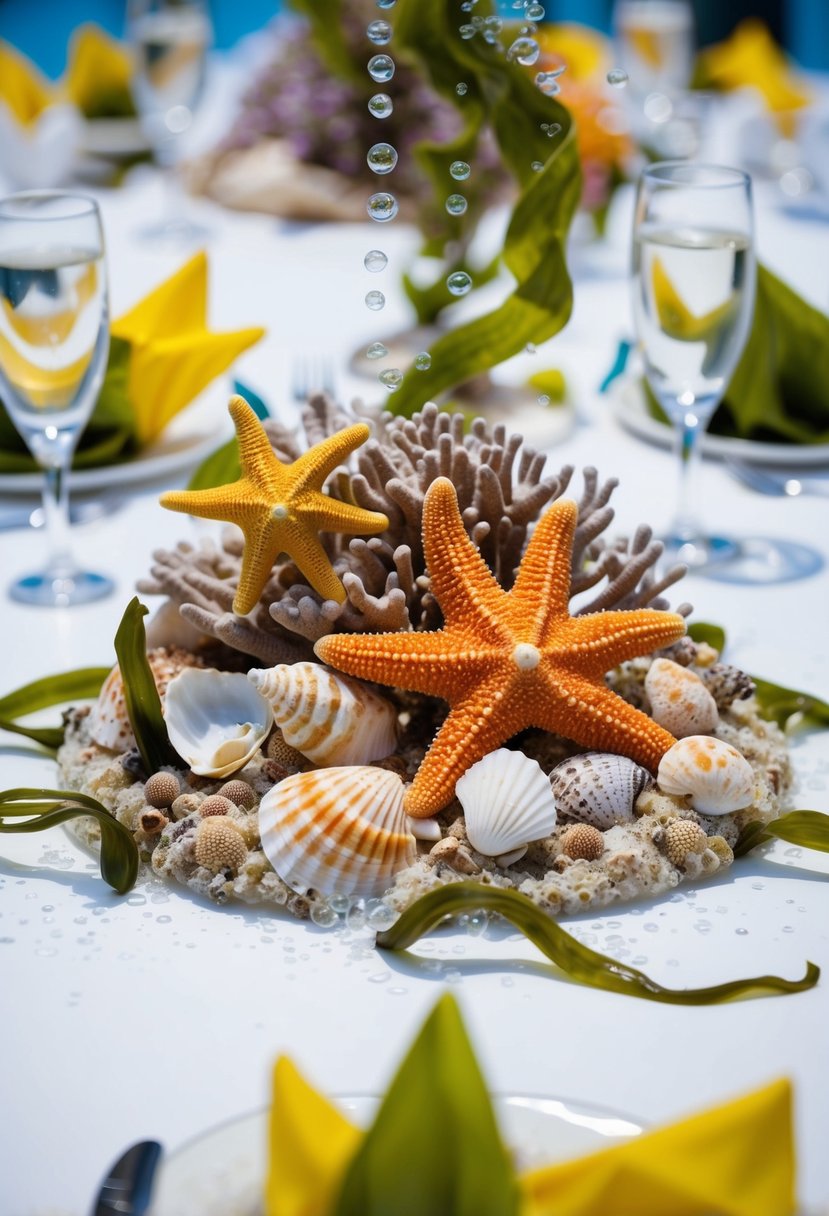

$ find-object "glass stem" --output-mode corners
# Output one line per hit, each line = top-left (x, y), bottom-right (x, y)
(672, 409), (703, 543)
(41, 445), (76, 578)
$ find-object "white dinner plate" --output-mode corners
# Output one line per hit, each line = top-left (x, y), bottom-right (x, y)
(610, 376), (829, 468)
(149, 1093), (643, 1216)
(0, 379), (232, 494)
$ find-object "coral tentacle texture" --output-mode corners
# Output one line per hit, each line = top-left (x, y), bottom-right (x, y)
(316, 478), (687, 817)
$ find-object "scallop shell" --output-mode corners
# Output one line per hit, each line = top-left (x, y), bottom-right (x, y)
(455, 749), (557, 858)
(645, 658), (719, 737)
(550, 752), (651, 830)
(88, 648), (201, 752)
(247, 661), (398, 767)
(657, 735), (755, 815)
(164, 667), (273, 778)
(258, 766), (416, 898)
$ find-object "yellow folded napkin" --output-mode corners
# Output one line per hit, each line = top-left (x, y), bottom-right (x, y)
(696, 19), (810, 122)
(63, 24), (135, 119)
(110, 251), (265, 445)
(0, 41), (55, 126)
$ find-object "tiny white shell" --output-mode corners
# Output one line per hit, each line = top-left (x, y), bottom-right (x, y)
(164, 667), (273, 778)
(88, 649), (200, 752)
(455, 749), (557, 858)
(645, 658), (719, 738)
(407, 817), (442, 842)
(248, 662), (398, 767)
(657, 735), (755, 815)
(258, 766), (416, 898)
(550, 752), (651, 830)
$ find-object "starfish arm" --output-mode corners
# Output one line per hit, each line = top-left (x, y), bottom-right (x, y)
(558, 609), (687, 675)
(289, 424), (372, 497)
(535, 673), (676, 772)
(422, 478), (509, 639)
(510, 498), (578, 636)
(234, 522), (283, 615)
(403, 672), (530, 817)
(160, 480), (253, 523)
(315, 630), (499, 700)
(229, 395), (284, 489)
(282, 526), (348, 605)
(300, 493), (389, 538)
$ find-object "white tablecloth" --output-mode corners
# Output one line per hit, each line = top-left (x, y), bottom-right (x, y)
(1, 171), (829, 1215)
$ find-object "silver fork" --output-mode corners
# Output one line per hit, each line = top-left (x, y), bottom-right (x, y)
(725, 459), (829, 498)
(291, 355), (337, 405)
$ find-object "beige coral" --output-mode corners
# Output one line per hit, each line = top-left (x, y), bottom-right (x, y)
(194, 816), (248, 872)
(664, 819), (708, 868)
(144, 771), (180, 809)
(561, 824), (605, 861)
(217, 779), (256, 808)
(198, 795), (234, 818)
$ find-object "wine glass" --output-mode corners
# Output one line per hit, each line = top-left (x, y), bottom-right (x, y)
(632, 162), (755, 569)
(612, 0), (695, 150)
(0, 192), (114, 605)
(127, 0), (213, 242)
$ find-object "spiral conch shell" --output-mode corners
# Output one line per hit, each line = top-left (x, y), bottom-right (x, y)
(88, 648), (201, 752)
(550, 752), (651, 830)
(164, 667), (273, 778)
(455, 749), (557, 865)
(657, 736), (755, 815)
(247, 661), (398, 767)
(645, 658), (719, 738)
(258, 766), (416, 898)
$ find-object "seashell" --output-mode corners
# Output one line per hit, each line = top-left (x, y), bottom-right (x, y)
(407, 817), (442, 842)
(164, 667), (273, 778)
(645, 658), (719, 737)
(248, 661), (398, 767)
(550, 752), (651, 830)
(455, 749), (557, 858)
(88, 648), (202, 752)
(258, 765), (416, 898)
(657, 736), (755, 815)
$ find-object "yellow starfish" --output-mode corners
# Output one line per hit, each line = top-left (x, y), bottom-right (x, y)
(316, 477), (686, 817)
(160, 396), (389, 614)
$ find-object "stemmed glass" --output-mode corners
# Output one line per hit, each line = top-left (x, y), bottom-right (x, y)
(632, 162), (755, 569)
(127, 0), (213, 242)
(0, 192), (114, 605)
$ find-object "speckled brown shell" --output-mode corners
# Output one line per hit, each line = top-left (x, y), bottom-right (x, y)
(550, 752), (652, 830)
(88, 649), (202, 752)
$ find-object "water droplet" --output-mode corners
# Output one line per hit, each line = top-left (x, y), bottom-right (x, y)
(542, 121), (562, 138)
(367, 19), (392, 44)
(447, 270), (472, 296)
(368, 970), (390, 983)
(365, 289), (385, 311)
(501, 975), (515, 987)
(387, 985), (408, 995)
(367, 142), (398, 174)
(644, 922), (659, 933)
(607, 67), (629, 88)
(535, 71), (561, 96)
(459, 23), (476, 38)
(450, 160), (471, 180)
(459, 911), (489, 936)
(530, 161), (544, 174)
(329, 893), (351, 914)
(782, 925), (795, 934)
(366, 341), (388, 360)
(527, 2), (545, 17)
(483, 29), (502, 46)
(310, 903), (338, 928)
(367, 192), (399, 222)
(364, 248), (388, 272)
(507, 36), (540, 65)
(156, 914), (172, 924)
(485, 14), (503, 29)
(346, 903), (367, 931)
(445, 193), (468, 216)
(367, 54), (395, 82)
(379, 368), (403, 391)
(368, 92), (393, 118)
(537, 393), (551, 405)
(414, 351), (432, 371)
(376, 0), (396, 7)
(526, 341), (536, 353)
(472, 14), (485, 28)
(366, 901), (398, 931)
(735, 927), (749, 935)
(456, 82), (468, 96)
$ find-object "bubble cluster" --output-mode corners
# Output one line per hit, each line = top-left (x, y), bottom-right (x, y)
(447, 270), (473, 296)
(364, 249), (388, 272)
(367, 192), (399, 222)
(365, 290), (386, 310)
(446, 193), (468, 216)
(368, 92), (393, 118)
(367, 142), (398, 174)
(367, 53), (395, 82)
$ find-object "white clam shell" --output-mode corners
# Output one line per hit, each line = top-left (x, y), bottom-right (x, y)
(164, 667), (273, 778)
(88, 650), (200, 753)
(657, 735), (755, 815)
(258, 766), (416, 898)
(550, 752), (651, 830)
(645, 658), (719, 738)
(248, 661), (398, 767)
(455, 748), (557, 858)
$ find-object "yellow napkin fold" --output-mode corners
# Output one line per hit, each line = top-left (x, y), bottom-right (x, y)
(0, 41), (55, 126)
(266, 1059), (795, 1216)
(696, 19), (810, 121)
(63, 24), (134, 117)
(111, 251), (265, 445)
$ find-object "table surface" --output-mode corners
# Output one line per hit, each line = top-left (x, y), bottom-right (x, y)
(2, 156), (829, 1216)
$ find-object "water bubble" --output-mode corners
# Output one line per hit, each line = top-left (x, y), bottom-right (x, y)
(450, 160), (471, 180)
(329, 893), (351, 915)
(485, 14), (503, 29)
(537, 393), (551, 405)
(460, 911), (489, 936)
(527, 2), (545, 17)
(461, 0), (473, 9)
(368, 54), (395, 82)
(447, 270), (472, 296)
(367, 20), (392, 44)
(456, 82), (468, 96)
(367, 192), (399, 222)
(379, 368), (403, 391)
(367, 142), (398, 174)
(368, 970), (390, 983)
(346, 902), (367, 931)
(507, 36), (540, 65)
(364, 249), (388, 272)
(414, 351), (432, 371)
(459, 23), (476, 38)
(366, 341), (388, 359)
(446, 193), (468, 216)
(735, 927), (749, 935)
(376, 0), (396, 7)
(365, 290), (385, 310)
(471, 14), (485, 28)
(526, 341), (537, 352)
(483, 29), (502, 46)
(535, 71), (561, 96)
(388, 985), (408, 996)
(543, 121), (562, 137)
(368, 93), (393, 118)
(366, 902), (398, 931)
(607, 67), (629, 88)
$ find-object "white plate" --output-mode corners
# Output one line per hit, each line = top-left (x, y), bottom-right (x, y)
(0, 379), (232, 494)
(610, 376), (829, 468)
(149, 1093), (643, 1216)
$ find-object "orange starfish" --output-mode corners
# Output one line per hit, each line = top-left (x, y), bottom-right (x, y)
(315, 477), (686, 817)
(160, 396), (388, 614)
